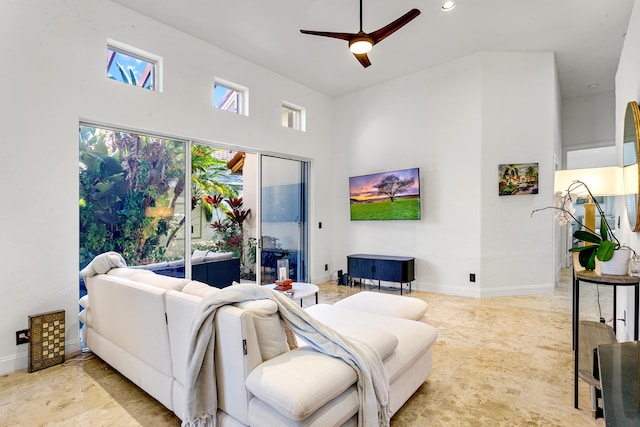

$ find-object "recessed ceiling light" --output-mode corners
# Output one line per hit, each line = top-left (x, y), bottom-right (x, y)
(442, 1), (457, 11)
(587, 83), (599, 89)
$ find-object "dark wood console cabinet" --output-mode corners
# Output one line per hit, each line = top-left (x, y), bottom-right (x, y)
(347, 254), (415, 294)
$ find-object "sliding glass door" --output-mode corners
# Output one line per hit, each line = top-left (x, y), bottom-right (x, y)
(79, 124), (308, 288)
(79, 125), (187, 272)
(259, 155), (308, 284)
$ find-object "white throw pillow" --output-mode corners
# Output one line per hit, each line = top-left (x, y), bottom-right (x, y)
(236, 300), (289, 361)
(252, 313), (290, 361)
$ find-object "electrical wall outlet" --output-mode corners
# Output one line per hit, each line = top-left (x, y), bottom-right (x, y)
(469, 273), (476, 283)
(16, 329), (29, 345)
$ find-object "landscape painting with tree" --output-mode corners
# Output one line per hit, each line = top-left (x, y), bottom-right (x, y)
(349, 168), (421, 220)
(498, 163), (539, 196)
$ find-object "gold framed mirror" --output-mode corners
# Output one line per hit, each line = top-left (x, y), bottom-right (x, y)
(623, 101), (640, 231)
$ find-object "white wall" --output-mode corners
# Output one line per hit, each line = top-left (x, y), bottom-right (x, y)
(479, 52), (560, 296)
(333, 52), (559, 297)
(615, 0), (640, 341)
(562, 91), (615, 151)
(566, 146), (617, 168)
(0, 0), (334, 374)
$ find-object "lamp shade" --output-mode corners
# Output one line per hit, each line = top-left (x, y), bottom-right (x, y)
(554, 166), (624, 196)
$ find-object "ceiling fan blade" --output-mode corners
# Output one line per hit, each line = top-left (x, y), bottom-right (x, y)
(353, 52), (371, 68)
(300, 29), (355, 41)
(369, 8), (421, 45)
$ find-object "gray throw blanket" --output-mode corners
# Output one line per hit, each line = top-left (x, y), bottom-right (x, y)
(80, 252), (127, 279)
(182, 283), (390, 427)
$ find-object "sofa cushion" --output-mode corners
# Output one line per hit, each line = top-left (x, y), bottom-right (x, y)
(245, 347), (357, 421)
(248, 385), (358, 427)
(78, 308), (91, 326)
(236, 299), (288, 361)
(205, 251), (233, 261)
(306, 304), (438, 384)
(321, 321), (398, 361)
(106, 267), (154, 280)
(334, 291), (428, 322)
(191, 256), (206, 264)
(79, 294), (90, 309)
(182, 280), (222, 298)
(130, 271), (190, 291)
(253, 315), (289, 361)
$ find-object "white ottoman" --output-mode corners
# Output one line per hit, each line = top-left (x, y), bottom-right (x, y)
(334, 291), (428, 323)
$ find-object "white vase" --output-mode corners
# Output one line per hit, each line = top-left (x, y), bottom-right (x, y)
(600, 248), (631, 275)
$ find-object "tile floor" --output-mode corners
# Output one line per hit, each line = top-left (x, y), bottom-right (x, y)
(0, 268), (612, 426)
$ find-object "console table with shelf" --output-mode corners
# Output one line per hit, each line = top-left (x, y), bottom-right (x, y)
(347, 254), (415, 294)
(573, 269), (640, 410)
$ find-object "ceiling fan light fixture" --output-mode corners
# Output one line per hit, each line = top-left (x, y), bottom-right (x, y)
(349, 37), (373, 54)
(441, 1), (457, 11)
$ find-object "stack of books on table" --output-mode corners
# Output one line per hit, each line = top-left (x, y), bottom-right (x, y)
(275, 279), (293, 291)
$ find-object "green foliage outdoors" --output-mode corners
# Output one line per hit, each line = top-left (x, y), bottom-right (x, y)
(79, 126), (186, 268)
(350, 198), (420, 220)
(80, 129), (246, 270)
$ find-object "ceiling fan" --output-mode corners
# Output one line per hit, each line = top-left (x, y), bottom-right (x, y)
(300, 0), (421, 68)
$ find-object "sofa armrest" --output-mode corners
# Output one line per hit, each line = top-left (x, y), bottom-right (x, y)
(245, 347), (357, 421)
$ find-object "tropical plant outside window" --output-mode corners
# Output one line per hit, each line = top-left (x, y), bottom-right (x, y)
(79, 125), (186, 269)
(191, 145), (255, 279)
(107, 46), (156, 90)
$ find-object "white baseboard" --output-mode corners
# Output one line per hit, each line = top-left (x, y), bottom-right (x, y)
(0, 338), (82, 375)
(418, 283), (555, 298)
(478, 284), (555, 298)
(0, 350), (28, 375)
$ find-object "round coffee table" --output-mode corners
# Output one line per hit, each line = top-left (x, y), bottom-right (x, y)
(264, 282), (319, 306)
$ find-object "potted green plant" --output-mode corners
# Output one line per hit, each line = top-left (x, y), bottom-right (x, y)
(571, 215), (622, 271)
(532, 180), (631, 273)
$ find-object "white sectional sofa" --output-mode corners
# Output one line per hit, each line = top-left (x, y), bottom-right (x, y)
(79, 266), (438, 426)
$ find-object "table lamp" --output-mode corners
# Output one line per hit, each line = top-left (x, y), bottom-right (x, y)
(554, 166), (623, 236)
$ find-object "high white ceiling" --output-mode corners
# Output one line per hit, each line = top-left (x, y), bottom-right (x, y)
(111, 0), (635, 99)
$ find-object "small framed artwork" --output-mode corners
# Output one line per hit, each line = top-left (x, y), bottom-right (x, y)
(498, 163), (539, 196)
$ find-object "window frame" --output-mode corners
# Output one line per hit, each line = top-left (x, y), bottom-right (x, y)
(213, 78), (249, 116)
(107, 39), (163, 92)
(281, 101), (306, 131)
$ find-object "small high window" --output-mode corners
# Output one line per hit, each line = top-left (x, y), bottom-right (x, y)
(282, 102), (305, 131)
(214, 79), (248, 115)
(106, 40), (161, 91)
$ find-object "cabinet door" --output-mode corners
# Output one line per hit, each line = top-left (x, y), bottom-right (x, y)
(373, 259), (401, 282)
(373, 258), (415, 282)
(348, 257), (375, 279)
